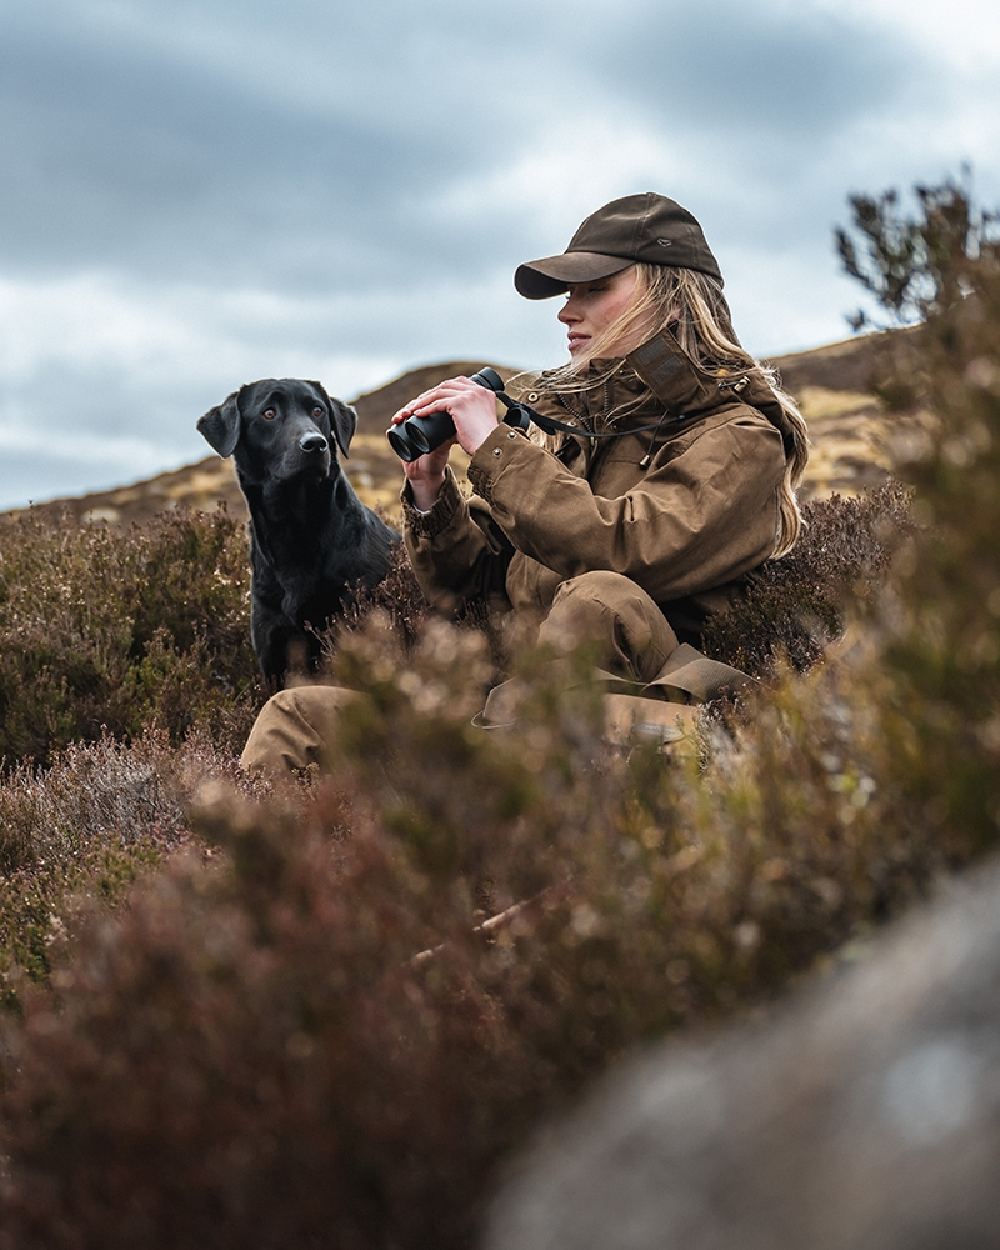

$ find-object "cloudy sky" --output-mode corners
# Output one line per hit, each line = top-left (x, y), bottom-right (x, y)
(1, 0), (997, 508)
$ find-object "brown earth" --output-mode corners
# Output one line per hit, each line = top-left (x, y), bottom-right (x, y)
(7, 336), (911, 528)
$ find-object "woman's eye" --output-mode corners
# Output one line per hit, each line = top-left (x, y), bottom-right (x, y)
(262, 407), (277, 420)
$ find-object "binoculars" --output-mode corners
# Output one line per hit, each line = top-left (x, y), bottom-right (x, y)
(386, 367), (506, 462)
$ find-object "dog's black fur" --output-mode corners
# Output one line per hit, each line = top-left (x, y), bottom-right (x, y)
(198, 378), (400, 687)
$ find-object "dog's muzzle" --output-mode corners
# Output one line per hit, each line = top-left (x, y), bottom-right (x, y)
(276, 429), (332, 483)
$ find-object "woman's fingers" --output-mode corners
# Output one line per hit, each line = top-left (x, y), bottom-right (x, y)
(408, 384), (482, 417)
(391, 376), (498, 456)
(392, 377), (477, 423)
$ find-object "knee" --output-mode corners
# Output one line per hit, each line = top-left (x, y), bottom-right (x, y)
(267, 685), (360, 721)
(251, 687), (334, 741)
(540, 572), (678, 682)
(551, 571), (649, 614)
(240, 684), (364, 776)
(547, 573), (662, 643)
(259, 688), (303, 718)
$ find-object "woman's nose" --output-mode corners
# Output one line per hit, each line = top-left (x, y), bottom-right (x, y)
(558, 296), (580, 325)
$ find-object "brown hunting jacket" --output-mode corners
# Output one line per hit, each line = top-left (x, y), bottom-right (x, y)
(402, 330), (794, 647)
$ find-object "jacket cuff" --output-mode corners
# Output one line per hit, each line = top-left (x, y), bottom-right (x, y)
(400, 467), (465, 540)
(467, 425), (531, 505)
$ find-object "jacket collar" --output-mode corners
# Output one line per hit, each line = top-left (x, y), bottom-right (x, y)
(628, 331), (797, 455)
(544, 330), (797, 457)
(556, 331), (749, 430)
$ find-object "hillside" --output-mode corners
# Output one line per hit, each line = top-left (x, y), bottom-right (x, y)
(7, 336), (899, 528)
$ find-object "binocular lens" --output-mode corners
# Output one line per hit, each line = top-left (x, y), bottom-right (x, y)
(385, 425), (430, 460)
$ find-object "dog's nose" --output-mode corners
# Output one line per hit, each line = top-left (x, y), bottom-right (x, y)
(299, 433), (328, 454)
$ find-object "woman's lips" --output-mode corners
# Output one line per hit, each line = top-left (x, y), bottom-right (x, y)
(567, 333), (590, 351)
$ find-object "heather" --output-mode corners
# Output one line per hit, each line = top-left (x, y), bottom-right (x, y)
(0, 178), (996, 1249)
(0, 481), (912, 1028)
(0, 506), (262, 768)
(702, 479), (914, 674)
(0, 731), (255, 1009)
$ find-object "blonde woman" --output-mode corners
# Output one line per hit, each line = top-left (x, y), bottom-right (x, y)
(396, 194), (806, 683)
(241, 194), (808, 770)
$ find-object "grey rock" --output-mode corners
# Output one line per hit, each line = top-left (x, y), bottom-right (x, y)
(484, 858), (1000, 1250)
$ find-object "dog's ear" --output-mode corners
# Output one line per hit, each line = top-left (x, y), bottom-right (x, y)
(311, 382), (357, 460)
(331, 399), (358, 459)
(197, 389), (242, 458)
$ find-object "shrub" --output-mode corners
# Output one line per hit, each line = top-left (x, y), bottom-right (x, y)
(332, 486), (917, 685)
(702, 480), (914, 675)
(0, 507), (262, 768)
(0, 476), (911, 779)
(834, 172), (1000, 860)
(0, 731), (252, 1010)
(324, 539), (433, 661)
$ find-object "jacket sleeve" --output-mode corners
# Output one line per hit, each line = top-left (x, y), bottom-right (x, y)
(401, 467), (514, 610)
(465, 414), (786, 602)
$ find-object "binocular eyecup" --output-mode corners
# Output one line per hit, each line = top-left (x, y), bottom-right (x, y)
(386, 367), (506, 462)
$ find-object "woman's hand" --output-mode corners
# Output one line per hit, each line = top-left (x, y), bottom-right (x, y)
(397, 439), (453, 510)
(390, 376), (500, 509)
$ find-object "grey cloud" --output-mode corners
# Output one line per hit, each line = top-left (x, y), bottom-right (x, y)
(0, 268), (526, 510)
(3, 34), (428, 283)
(4, 0), (932, 303)
(594, 1), (929, 143)
(551, 1), (944, 270)
(2, 1), (556, 290)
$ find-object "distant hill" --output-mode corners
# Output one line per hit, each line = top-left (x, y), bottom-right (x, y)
(6, 338), (902, 528)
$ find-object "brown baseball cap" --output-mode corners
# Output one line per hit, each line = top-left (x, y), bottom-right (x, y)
(514, 192), (722, 299)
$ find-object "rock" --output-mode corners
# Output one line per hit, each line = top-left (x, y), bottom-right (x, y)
(483, 857), (1000, 1250)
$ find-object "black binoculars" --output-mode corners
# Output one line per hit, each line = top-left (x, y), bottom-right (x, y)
(386, 367), (506, 462)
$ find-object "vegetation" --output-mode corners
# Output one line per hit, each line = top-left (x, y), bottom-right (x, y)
(702, 479), (914, 675)
(0, 507), (261, 769)
(835, 166), (998, 329)
(0, 177), (996, 1249)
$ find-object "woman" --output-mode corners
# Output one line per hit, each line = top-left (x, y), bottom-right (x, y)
(241, 193), (807, 772)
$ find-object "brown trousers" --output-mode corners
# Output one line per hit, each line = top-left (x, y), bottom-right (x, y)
(241, 572), (713, 775)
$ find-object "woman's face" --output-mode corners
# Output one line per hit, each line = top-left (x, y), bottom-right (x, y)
(558, 265), (643, 358)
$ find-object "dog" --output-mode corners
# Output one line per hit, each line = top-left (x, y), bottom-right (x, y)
(198, 378), (400, 687)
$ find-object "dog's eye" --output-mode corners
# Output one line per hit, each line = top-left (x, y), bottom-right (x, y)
(262, 407), (277, 420)
(311, 405), (324, 418)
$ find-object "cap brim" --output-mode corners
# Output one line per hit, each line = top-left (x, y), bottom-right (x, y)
(514, 252), (634, 300)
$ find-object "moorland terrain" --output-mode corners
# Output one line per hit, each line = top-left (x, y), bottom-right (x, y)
(2, 277), (995, 1249)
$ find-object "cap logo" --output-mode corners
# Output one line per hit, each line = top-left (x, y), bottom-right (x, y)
(655, 238), (673, 247)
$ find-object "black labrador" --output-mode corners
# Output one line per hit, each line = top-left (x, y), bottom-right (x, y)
(198, 378), (400, 687)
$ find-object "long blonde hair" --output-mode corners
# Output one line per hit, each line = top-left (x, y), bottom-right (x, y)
(518, 263), (809, 558)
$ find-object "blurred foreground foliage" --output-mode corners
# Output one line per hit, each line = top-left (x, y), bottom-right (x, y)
(0, 176), (997, 1249)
